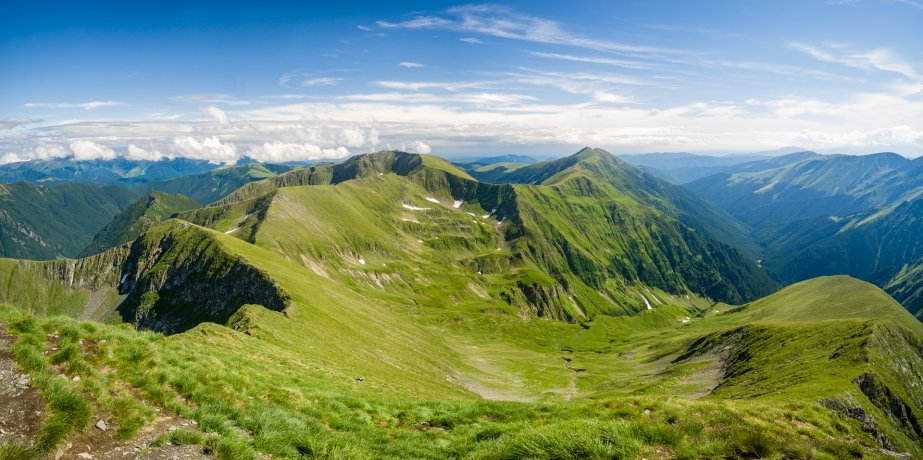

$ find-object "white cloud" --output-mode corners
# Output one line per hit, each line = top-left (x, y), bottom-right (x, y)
(126, 144), (170, 161)
(0, 142), (69, 164)
(247, 142), (351, 162)
(172, 94), (250, 106)
(24, 101), (123, 110)
(791, 43), (922, 81)
(356, 25), (373, 31)
(459, 37), (485, 44)
(69, 140), (117, 160)
(592, 91), (635, 104)
(172, 136), (239, 164)
(375, 80), (489, 91)
(531, 52), (660, 71)
(202, 106), (231, 126)
(398, 61), (424, 68)
(300, 77), (343, 87)
(377, 5), (676, 55)
(401, 140), (431, 154)
(0, 117), (39, 130)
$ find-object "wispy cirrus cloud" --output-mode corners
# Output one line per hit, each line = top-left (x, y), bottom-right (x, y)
(398, 61), (424, 68)
(531, 52), (661, 71)
(24, 101), (123, 110)
(301, 77), (344, 87)
(172, 94), (250, 106)
(375, 80), (492, 91)
(790, 43), (922, 81)
(377, 4), (678, 55)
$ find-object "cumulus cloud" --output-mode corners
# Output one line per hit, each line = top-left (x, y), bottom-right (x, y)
(24, 101), (123, 110)
(401, 140), (432, 154)
(172, 136), (239, 164)
(0, 142), (69, 164)
(247, 142), (351, 163)
(69, 140), (117, 160)
(126, 144), (170, 161)
(202, 106), (231, 126)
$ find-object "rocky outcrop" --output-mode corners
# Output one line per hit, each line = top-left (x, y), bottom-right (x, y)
(116, 221), (290, 334)
(37, 246), (130, 290)
(819, 396), (895, 450)
(854, 372), (923, 440)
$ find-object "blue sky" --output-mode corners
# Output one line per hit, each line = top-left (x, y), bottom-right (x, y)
(1, 0), (922, 162)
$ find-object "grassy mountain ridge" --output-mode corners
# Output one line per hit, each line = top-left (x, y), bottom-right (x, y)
(140, 162), (295, 204)
(470, 147), (761, 258)
(688, 151), (914, 226)
(79, 190), (200, 257)
(760, 198), (923, 316)
(183, 148), (774, 320)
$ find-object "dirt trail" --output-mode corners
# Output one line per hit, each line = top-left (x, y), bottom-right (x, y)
(0, 323), (44, 447)
(55, 415), (210, 460)
(2, 322), (211, 459)
(562, 354), (583, 401)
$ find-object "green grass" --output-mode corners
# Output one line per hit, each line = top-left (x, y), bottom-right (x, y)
(0, 303), (891, 458)
(2, 152), (922, 457)
(2, 269), (920, 457)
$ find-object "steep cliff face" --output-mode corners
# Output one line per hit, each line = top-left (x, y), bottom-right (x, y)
(0, 220), (291, 334)
(115, 220), (291, 334)
(38, 246), (130, 289)
(0, 247), (130, 318)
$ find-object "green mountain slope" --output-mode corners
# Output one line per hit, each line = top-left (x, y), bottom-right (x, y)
(140, 163), (294, 204)
(617, 152), (772, 183)
(79, 191), (200, 257)
(470, 147), (761, 258)
(0, 182), (138, 259)
(886, 256), (923, 316)
(759, 198), (923, 316)
(0, 157), (219, 185)
(1, 256), (920, 457)
(687, 152), (912, 226)
(183, 149), (774, 320)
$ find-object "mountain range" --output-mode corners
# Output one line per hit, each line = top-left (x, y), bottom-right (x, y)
(0, 148), (921, 458)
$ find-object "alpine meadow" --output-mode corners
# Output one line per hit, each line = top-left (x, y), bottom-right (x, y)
(1, 1), (923, 459)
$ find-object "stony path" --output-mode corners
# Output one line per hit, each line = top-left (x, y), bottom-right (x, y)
(0, 322), (44, 448)
(2, 322), (211, 459)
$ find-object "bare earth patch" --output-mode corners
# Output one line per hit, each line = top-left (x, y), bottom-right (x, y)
(0, 323), (44, 447)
